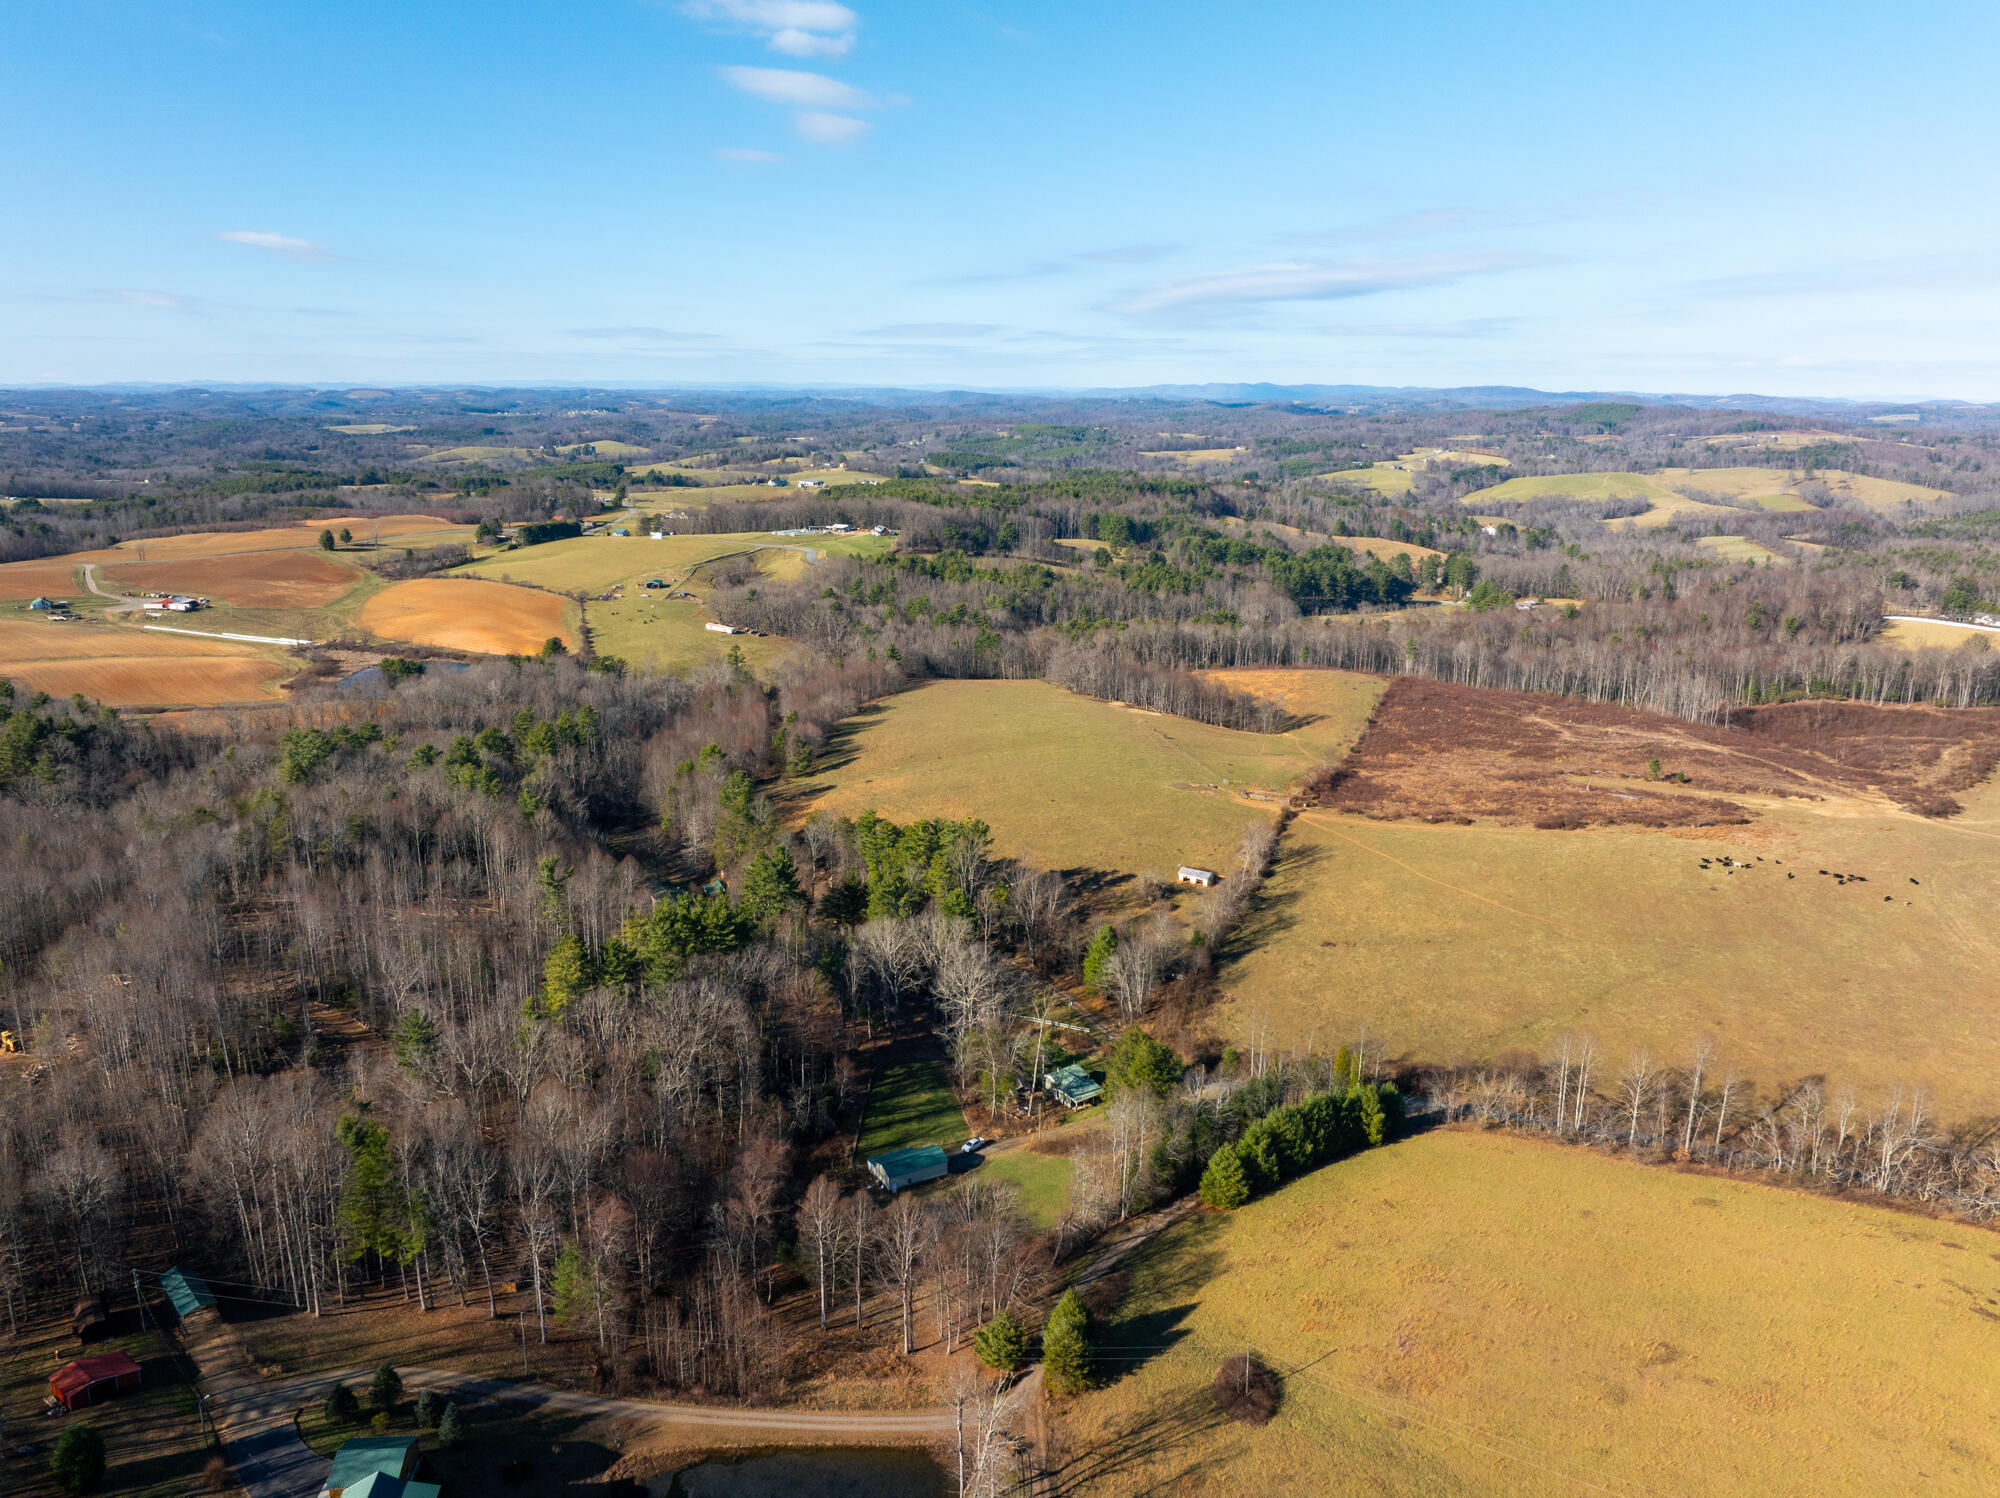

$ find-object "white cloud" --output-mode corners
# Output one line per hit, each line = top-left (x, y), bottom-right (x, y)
(715, 146), (786, 162)
(689, 1), (856, 57)
(794, 110), (869, 144)
(1109, 253), (1537, 316)
(718, 64), (872, 108)
(214, 230), (330, 261)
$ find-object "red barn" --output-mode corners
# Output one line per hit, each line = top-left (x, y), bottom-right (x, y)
(50, 1351), (142, 1411)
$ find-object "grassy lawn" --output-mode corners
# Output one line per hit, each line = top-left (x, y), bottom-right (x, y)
(1063, 1128), (2000, 1498)
(855, 1047), (969, 1161)
(970, 1146), (1072, 1229)
(1219, 771), (2000, 1115)
(791, 674), (1380, 897)
(0, 1319), (216, 1498)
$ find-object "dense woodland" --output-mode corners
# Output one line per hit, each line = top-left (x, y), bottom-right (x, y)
(0, 651), (1381, 1398)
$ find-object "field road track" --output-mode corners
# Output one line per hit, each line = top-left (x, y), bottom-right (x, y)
(80, 563), (150, 612)
(192, 1346), (961, 1497)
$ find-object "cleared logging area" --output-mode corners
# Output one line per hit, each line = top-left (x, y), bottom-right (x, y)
(1305, 676), (2000, 825)
(1066, 1128), (2000, 1498)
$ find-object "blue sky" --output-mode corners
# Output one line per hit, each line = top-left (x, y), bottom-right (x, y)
(5, 0), (2000, 398)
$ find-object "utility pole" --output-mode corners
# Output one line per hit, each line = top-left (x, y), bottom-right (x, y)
(133, 1269), (151, 1332)
(519, 1311), (528, 1376)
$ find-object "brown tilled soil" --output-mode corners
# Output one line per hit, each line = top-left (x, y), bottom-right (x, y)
(1304, 677), (2000, 827)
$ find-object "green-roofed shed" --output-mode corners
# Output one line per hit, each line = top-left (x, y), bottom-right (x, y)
(161, 1267), (217, 1321)
(327, 1435), (421, 1497)
(866, 1145), (949, 1193)
(343, 1474), (442, 1498)
(1045, 1063), (1103, 1109)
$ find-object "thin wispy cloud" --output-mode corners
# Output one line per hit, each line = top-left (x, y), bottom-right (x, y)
(685, 0), (856, 58)
(1689, 255), (2000, 299)
(214, 230), (331, 261)
(795, 110), (869, 144)
(714, 146), (786, 163)
(861, 322), (999, 339)
(567, 326), (722, 343)
(1317, 317), (1519, 340)
(1109, 252), (1540, 317)
(34, 288), (197, 310)
(1076, 245), (1176, 265)
(717, 65), (871, 108)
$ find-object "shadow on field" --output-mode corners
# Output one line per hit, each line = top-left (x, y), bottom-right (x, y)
(1091, 1228), (1227, 1383)
(1214, 837), (1328, 966)
(809, 704), (886, 775)
(1059, 866), (1134, 899)
(1048, 1386), (1237, 1496)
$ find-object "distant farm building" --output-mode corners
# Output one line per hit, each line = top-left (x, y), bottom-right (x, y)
(867, 1145), (949, 1193)
(27, 596), (54, 611)
(72, 1297), (110, 1343)
(1177, 866), (1219, 887)
(325, 1434), (433, 1498)
(164, 595), (202, 612)
(49, 1351), (142, 1411)
(161, 1265), (218, 1324)
(704, 622), (742, 634)
(1044, 1063), (1104, 1110)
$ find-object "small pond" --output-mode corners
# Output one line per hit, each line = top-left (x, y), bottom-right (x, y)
(337, 659), (468, 691)
(650, 1446), (948, 1498)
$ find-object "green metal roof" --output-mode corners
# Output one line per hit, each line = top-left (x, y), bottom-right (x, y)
(867, 1145), (948, 1177)
(328, 1435), (419, 1491)
(344, 1475), (441, 1498)
(1048, 1063), (1103, 1101)
(160, 1267), (216, 1319)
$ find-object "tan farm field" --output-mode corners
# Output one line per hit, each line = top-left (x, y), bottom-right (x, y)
(101, 548), (362, 608)
(0, 617), (290, 706)
(1068, 1128), (2000, 1498)
(790, 673), (1381, 887)
(0, 551), (121, 599)
(1879, 617), (2000, 651)
(1219, 771), (2000, 1116)
(358, 578), (576, 656)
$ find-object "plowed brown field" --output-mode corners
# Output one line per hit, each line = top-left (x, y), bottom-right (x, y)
(359, 578), (573, 655)
(101, 550), (360, 608)
(0, 619), (288, 705)
(0, 552), (119, 599)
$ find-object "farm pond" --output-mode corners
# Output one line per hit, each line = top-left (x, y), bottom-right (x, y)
(648, 1446), (948, 1497)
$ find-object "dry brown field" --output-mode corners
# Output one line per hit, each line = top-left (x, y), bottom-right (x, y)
(0, 618), (290, 705)
(358, 577), (575, 655)
(102, 549), (361, 608)
(0, 551), (120, 598)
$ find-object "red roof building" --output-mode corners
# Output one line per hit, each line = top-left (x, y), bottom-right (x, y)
(50, 1351), (142, 1411)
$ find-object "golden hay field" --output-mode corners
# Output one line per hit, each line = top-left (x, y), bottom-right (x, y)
(1212, 518), (1442, 564)
(109, 515), (472, 560)
(358, 578), (575, 656)
(1693, 535), (1789, 565)
(1219, 771), (2000, 1115)
(1879, 617), (2000, 651)
(101, 550), (361, 608)
(791, 673), (1381, 886)
(0, 618), (290, 706)
(1141, 448), (1247, 464)
(1070, 1128), (2000, 1498)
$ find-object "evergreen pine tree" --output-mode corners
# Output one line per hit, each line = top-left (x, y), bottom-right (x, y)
(740, 844), (804, 924)
(1081, 925), (1119, 992)
(1042, 1289), (1096, 1394)
(974, 1308), (1027, 1372)
(1200, 1143), (1252, 1209)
